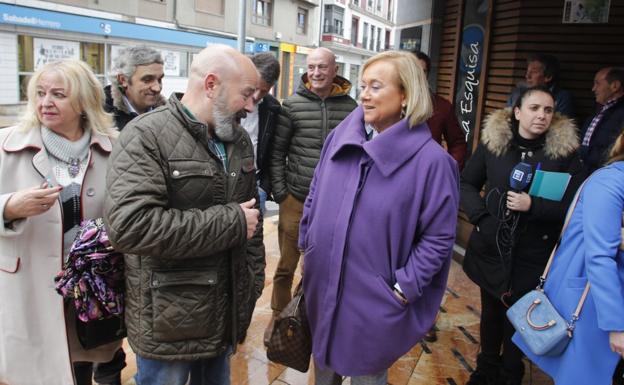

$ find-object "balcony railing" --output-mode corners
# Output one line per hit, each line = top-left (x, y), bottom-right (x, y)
(323, 25), (344, 35)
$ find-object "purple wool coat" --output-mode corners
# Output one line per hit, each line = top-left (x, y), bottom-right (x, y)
(299, 106), (460, 375)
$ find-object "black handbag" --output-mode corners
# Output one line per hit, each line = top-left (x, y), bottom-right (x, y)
(75, 314), (126, 350)
(266, 283), (312, 372)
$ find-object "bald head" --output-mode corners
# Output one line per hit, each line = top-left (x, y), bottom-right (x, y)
(181, 44), (259, 135)
(306, 47), (338, 99)
(188, 45), (250, 86)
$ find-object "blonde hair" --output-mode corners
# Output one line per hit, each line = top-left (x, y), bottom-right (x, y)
(19, 59), (115, 136)
(607, 129), (624, 164)
(361, 50), (433, 127)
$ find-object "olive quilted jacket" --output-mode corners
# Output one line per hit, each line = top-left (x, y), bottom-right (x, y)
(104, 93), (265, 360)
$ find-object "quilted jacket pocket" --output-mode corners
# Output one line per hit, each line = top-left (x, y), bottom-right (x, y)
(150, 269), (221, 342)
(168, 159), (218, 209)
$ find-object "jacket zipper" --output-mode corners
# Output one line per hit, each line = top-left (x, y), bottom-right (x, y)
(321, 100), (328, 141)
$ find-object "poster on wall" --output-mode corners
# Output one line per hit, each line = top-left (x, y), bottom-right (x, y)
(160, 49), (180, 77)
(33, 38), (79, 70)
(563, 0), (610, 23)
(111, 46), (180, 77)
(453, 0), (490, 156)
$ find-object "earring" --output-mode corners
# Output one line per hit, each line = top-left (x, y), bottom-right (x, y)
(400, 103), (407, 119)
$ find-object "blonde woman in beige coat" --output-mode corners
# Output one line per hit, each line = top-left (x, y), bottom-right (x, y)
(0, 60), (120, 385)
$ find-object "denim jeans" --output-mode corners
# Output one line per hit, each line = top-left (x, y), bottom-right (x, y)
(135, 348), (231, 385)
(258, 186), (267, 215)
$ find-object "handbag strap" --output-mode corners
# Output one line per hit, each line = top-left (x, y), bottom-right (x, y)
(539, 181), (586, 286)
(537, 181), (593, 328)
(571, 283), (591, 323)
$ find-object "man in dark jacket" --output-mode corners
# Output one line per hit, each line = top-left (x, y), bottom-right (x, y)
(264, 47), (357, 344)
(580, 67), (624, 172)
(240, 52), (281, 213)
(104, 45), (166, 130)
(104, 45), (264, 384)
(413, 50), (467, 170)
(506, 53), (574, 119)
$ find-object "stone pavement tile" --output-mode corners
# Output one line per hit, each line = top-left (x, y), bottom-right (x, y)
(231, 356), (284, 385)
(115, 216), (555, 385)
(276, 366), (315, 385)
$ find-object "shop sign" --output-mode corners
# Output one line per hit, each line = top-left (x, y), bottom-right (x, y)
(279, 43), (296, 53)
(453, 0), (489, 155)
(0, 4), (236, 48)
(254, 42), (270, 52)
(296, 46), (313, 55)
(33, 38), (79, 70)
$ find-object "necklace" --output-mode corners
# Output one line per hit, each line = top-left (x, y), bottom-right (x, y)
(68, 157), (81, 178)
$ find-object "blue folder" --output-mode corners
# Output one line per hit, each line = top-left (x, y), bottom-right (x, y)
(528, 170), (571, 201)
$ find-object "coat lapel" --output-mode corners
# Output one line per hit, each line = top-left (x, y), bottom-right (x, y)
(329, 106), (433, 177)
(3, 126), (50, 178)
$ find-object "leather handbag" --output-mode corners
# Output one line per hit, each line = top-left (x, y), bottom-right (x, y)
(75, 313), (126, 350)
(507, 186), (590, 357)
(266, 283), (312, 372)
(507, 284), (589, 356)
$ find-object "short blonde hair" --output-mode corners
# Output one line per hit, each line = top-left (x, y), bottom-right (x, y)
(361, 50), (433, 127)
(19, 59), (115, 136)
(608, 129), (624, 164)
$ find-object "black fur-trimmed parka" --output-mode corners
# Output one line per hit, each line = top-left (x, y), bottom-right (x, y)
(461, 108), (587, 300)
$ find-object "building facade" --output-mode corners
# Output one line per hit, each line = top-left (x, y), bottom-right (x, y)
(320, 0), (396, 100)
(0, 0), (320, 121)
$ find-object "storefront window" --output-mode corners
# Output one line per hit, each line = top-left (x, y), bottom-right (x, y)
(349, 64), (360, 100)
(18, 35), (98, 101)
(17, 35), (33, 101)
(81, 42), (105, 79)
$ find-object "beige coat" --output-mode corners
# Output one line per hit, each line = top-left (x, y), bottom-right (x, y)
(0, 125), (120, 385)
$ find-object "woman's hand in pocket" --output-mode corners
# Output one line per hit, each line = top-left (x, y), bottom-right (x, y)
(609, 331), (624, 357)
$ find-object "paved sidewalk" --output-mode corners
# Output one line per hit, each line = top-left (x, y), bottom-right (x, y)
(118, 215), (552, 385)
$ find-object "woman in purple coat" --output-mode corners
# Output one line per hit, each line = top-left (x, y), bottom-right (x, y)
(298, 50), (460, 384)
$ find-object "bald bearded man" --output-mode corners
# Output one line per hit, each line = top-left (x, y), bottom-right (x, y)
(105, 45), (265, 385)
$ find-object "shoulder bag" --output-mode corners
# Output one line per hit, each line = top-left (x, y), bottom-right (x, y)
(506, 185), (591, 357)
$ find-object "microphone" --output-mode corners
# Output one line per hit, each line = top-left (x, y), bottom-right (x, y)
(509, 162), (533, 192)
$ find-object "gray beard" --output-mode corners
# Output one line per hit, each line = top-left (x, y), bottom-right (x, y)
(212, 97), (236, 142)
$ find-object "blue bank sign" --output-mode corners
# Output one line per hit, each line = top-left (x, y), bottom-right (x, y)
(0, 4), (253, 50)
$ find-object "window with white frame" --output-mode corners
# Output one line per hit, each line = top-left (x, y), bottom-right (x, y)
(195, 0), (223, 15)
(252, 0), (272, 26)
(297, 8), (308, 35)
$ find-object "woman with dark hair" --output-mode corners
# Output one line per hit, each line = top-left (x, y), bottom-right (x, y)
(514, 132), (624, 385)
(461, 86), (586, 385)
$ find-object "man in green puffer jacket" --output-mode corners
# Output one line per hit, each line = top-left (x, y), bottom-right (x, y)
(264, 47), (357, 345)
(104, 45), (264, 385)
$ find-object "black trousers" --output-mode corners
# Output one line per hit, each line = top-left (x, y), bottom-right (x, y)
(478, 288), (524, 382)
(73, 348), (126, 385)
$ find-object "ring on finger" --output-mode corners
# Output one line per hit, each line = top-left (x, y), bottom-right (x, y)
(42, 203), (48, 209)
